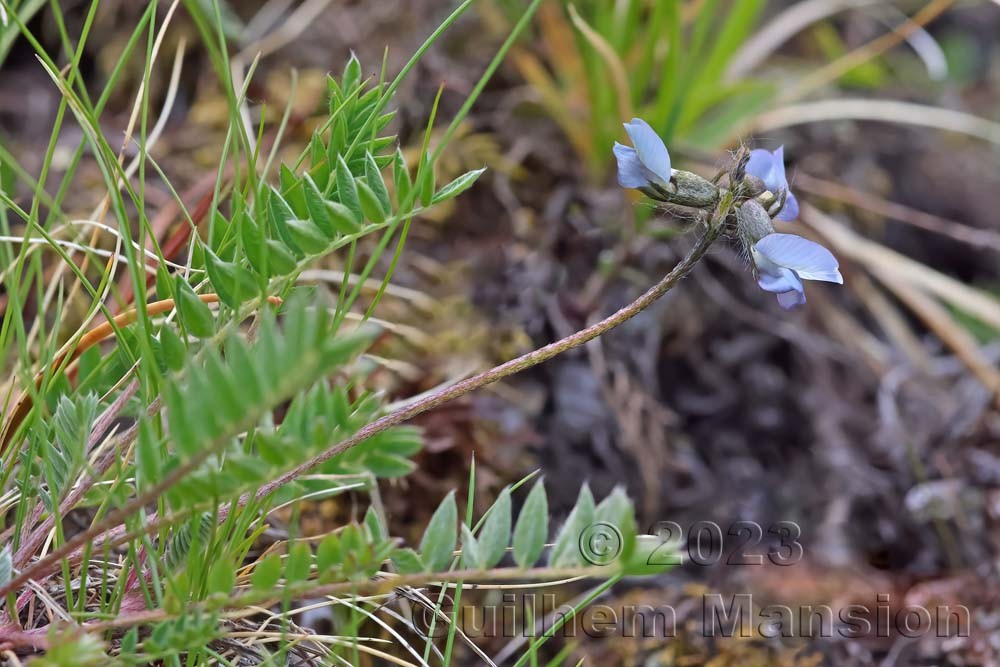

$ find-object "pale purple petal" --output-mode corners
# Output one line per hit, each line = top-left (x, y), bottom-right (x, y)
(772, 146), (788, 188)
(624, 118), (671, 186)
(613, 143), (647, 188)
(747, 146), (799, 218)
(776, 289), (807, 309)
(757, 264), (803, 294)
(776, 190), (799, 221)
(755, 234), (843, 283)
(745, 149), (782, 192)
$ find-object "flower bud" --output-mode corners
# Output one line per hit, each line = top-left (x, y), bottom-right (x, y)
(648, 169), (720, 209)
(736, 199), (775, 246)
(742, 174), (766, 198)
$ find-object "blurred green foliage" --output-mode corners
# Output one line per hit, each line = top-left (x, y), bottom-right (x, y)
(493, 0), (774, 180)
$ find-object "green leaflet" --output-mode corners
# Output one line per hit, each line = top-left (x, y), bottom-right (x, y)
(203, 247), (260, 308)
(513, 480), (548, 568)
(174, 277), (215, 339)
(431, 167), (486, 205)
(420, 490), (458, 572)
(478, 486), (511, 569)
(549, 483), (595, 567)
(335, 154), (363, 224)
(461, 524), (484, 569)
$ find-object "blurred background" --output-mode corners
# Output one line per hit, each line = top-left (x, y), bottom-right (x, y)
(1, 0), (999, 664)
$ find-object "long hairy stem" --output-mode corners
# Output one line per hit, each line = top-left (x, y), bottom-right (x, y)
(2, 199), (728, 601)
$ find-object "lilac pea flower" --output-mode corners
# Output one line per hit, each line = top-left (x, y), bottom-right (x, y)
(613, 118), (672, 189)
(745, 146), (799, 221)
(752, 233), (843, 309)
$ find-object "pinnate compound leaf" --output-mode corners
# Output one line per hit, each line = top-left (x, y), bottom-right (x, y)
(161, 300), (376, 509)
(47, 394), (98, 496)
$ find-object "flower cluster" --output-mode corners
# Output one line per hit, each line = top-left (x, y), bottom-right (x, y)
(613, 118), (842, 309)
